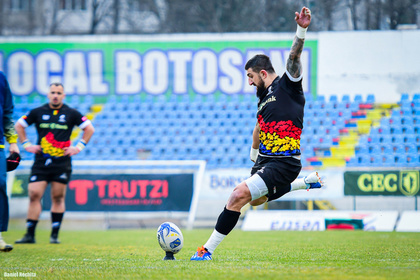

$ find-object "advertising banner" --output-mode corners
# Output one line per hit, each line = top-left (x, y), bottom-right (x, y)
(11, 173), (193, 212)
(242, 210), (398, 231)
(242, 210), (326, 231)
(0, 36), (317, 97)
(344, 170), (420, 196)
(396, 211), (420, 232)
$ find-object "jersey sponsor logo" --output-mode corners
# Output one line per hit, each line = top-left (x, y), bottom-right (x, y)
(58, 114), (66, 123)
(257, 95), (276, 112)
(258, 115), (301, 156)
(41, 132), (71, 157)
(39, 123), (69, 130)
(42, 114), (50, 120)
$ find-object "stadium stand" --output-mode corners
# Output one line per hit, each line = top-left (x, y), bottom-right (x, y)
(12, 93), (420, 169)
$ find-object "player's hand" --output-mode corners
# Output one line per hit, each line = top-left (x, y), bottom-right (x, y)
(295, 6), (311, 28)
(8, 143), (20, 154)
(63, 146), (80, 157)
(25, 145), (42, 154)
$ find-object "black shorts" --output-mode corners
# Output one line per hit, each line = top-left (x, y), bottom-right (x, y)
(30, 156), (72, 184)
(29, 170), (72, 184)
(250, 156), (302, 201)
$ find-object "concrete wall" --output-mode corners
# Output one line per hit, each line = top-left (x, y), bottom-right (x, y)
(317, 30), (420, 103)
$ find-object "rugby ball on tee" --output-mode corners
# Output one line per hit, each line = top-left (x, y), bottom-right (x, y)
(157, 222), (184, 254)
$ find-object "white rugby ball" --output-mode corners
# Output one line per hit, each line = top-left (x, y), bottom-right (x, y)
(157, 222), (184, 254)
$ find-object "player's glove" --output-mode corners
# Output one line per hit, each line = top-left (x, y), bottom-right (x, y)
(250, 147), (259, 162)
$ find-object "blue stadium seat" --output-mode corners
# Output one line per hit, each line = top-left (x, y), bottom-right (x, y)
(382, 145), (393, 154)
(395, 154), (408, 167)
(329, 95), (338, 102)
(354, 94), (363, 103)
(392, 135), (404, 145)
(359, 155), (371, 166)
(405, 144), (417, 154)
(393, 145), (405, 154)
(346, 157), (358, 167)
(355, 145), (369, 155)
(404, 134), (416, 144)
(369, 144), (381, 154)
(383, 154), (395, 167)
(390, 126), (403, 135)
(366, 94), (375, 103)
(341, 95), (350, 103)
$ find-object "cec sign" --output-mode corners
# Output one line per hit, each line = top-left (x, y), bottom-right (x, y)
(344, 170), (420, 196)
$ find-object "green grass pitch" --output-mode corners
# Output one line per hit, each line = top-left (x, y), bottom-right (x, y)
(0, 229), (419, 279)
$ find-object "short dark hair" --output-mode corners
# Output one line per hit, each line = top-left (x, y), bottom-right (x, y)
(245, 54), (275, 74)
(50, 82), (64, 90)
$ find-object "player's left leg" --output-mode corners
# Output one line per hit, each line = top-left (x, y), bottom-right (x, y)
(50, 181), (67, 244)
(191, 174), (268, 261)
(0, 159), (13, 252)
(0, 155), (12, 252)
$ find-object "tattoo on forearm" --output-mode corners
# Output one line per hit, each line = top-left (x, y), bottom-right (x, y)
(287, 36), (305, 78)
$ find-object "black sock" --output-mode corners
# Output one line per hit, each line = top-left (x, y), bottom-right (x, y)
(215, 207), (241, 235)
(26, 219), (38, 237)
(51, 212), (64, 237)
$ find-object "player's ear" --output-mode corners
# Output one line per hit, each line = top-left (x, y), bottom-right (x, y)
(260, 70), (268, 79)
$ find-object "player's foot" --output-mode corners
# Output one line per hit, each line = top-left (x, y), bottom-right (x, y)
(304, 172), (323, 190)
(50, 234), (60, 244)
(0, 239), (13, 252)
(15, 234), (36, 244)
(190, 246), (212, 261)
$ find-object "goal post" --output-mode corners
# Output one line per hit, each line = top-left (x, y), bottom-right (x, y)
(15, 160), (207, 230)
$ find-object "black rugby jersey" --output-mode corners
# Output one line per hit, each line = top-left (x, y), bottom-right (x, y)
(256, 72), (305, 157)
(18, 103), (91, 159)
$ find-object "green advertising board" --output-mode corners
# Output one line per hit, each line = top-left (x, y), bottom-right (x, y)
(344, 170), (420, 196)
(0, 36), (317, 99)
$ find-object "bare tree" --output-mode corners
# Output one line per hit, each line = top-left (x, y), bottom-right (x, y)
(347, 0), (362, 30)
(385, 0), (419, 29)
(112, 0), (120, 34)
(309, 0), (341, 31)
(89, 0), (113, 34)
(0, 0), (4, 35)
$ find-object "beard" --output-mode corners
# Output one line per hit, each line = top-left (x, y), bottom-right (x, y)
(255, 80), (266, 99)
(50, 101), (62, 108)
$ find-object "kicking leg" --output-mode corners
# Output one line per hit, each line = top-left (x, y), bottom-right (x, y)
(191, 181), (253, 261)
(191, 174), (268, 261)
(290, 172), (323, 191)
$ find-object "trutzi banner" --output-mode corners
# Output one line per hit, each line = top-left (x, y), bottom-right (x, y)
(39, 174), (193, 211)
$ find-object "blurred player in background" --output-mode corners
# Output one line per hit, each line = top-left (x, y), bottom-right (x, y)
(14, 83), (94, 244)
(191, 7), (322, 261)
(0, 71), (20, 252)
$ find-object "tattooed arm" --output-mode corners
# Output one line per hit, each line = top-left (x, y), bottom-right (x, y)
(286, 7), (311, 79)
